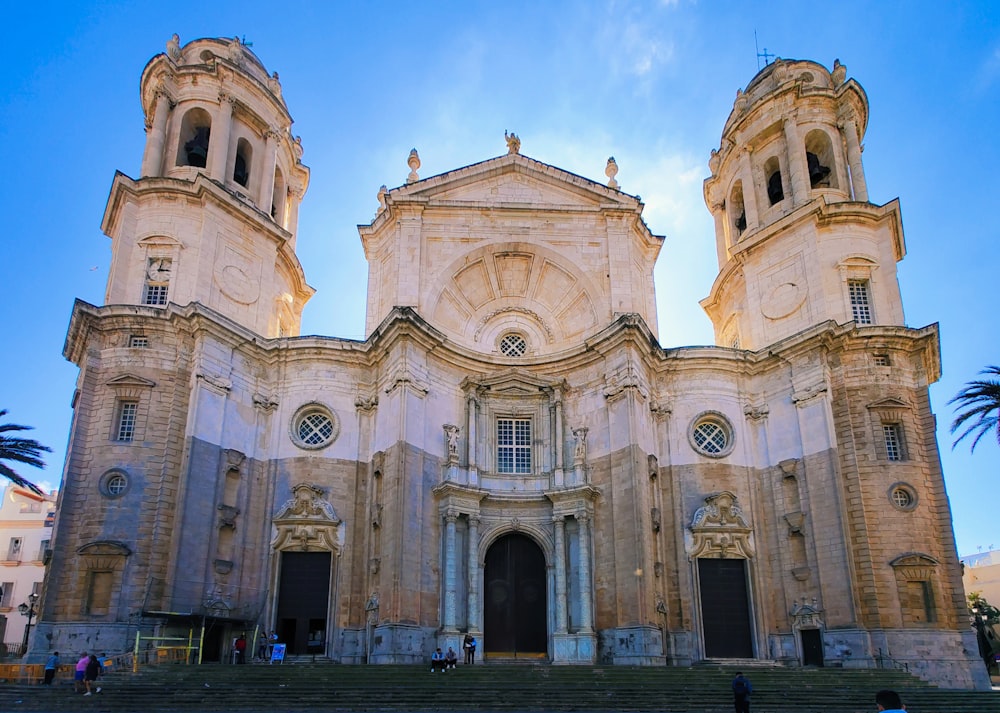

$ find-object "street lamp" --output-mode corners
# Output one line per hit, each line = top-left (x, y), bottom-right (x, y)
(17, 592), (38, 656)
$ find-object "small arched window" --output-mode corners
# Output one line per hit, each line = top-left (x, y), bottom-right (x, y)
(272, 166), (286, 223)
(177, 108), (212, 168)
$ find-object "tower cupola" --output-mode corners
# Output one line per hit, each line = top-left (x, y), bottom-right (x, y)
(700, 59), (905, 351)
(101, 35), (313, 338)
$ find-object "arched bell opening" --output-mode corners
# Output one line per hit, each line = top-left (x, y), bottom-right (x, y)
(233, 138), (253, 188)
(176, 108), (212, 168)
(729, 181), (747, 240)
(764, 156), (784, 206)
(804, 129), (837, 190)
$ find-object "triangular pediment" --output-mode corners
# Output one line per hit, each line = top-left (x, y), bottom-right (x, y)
(391, 153), (640, 210)
(106, 374), (156, 389)
(462, 367), (565, 396)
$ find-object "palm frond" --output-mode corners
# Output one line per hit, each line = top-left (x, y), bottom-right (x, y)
(949, 366), (1000, 452)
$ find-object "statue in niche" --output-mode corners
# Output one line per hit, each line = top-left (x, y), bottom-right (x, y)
(572, 427), (588, 465)
(443, 424), (460, 461)
(365, 591), (380, 623)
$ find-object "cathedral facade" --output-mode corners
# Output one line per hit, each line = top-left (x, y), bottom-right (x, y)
(35, 36), (988, 689)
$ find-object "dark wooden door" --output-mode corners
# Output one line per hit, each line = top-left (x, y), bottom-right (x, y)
(484, 534), (547, 656)
(276, 551), (331, 655)
(698, 558), (754, 658)
(801, 628), (824, 666)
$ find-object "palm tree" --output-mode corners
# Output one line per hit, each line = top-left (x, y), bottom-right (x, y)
(0, 409), (50, 495)
(949, 365), (1000, 452)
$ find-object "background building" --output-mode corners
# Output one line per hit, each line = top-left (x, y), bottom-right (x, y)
(32, 36), (989, 689)
(0, 484), (55, 656)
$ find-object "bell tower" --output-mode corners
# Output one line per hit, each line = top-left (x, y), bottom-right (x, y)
(101, 35), (313, 337)
(700, 59), (905, 351)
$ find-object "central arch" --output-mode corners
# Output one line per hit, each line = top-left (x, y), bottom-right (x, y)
(483, 533), (547, 658)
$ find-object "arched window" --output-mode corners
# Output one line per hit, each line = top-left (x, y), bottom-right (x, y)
(176, 108), (212, 168)
(233, 138), (253, 188)
(764, 156), (784, 205)
(804, 129), (837, 189)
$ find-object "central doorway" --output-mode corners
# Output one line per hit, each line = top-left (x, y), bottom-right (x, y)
(484, 533), (547, 657)
(698, 557), (754, 658)
(275, 551), (331, 655)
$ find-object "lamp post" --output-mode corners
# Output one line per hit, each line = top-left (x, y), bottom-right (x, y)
(17, 592), (38, 656)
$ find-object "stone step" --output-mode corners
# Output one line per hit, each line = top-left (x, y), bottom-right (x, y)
(0, 664), (993, 713)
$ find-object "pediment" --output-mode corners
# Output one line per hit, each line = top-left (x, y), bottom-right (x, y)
(867, 397), (910, 410)
(106, 374), (156, 389)
(462, 368), (564, 396)
(391, 153), (640, 210)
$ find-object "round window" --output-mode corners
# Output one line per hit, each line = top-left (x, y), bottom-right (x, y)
(889, 483), (917, 511)
(499, 333), (528, 357)
(290, 403), (340, 450)
(100, 470), (130, 499)
(688, 412), (735, 458)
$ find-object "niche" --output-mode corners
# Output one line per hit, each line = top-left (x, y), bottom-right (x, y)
(234, 138), (253, 188)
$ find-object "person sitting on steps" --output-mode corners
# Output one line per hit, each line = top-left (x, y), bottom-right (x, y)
(430, 647), (445, 673)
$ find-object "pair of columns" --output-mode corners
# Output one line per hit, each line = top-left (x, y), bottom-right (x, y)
(440, 511), (593, 635)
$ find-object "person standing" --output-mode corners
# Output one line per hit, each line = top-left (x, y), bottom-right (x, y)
(731, 671), (752, 713)
(43, 651), (59, 685)
(463, 633), (474, 664)
(83, 654), (101, 695)
(74, 653), (89, 693)
(875, 689), (906, 711)
(234, 633), (247, 664)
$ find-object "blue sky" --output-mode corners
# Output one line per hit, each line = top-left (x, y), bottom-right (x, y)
(1, 1), (997, 557)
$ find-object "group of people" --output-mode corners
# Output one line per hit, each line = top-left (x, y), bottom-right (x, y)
(429, 634), (477, 672)
(731, 671), (906, 713)
(44, 651), (103, 694)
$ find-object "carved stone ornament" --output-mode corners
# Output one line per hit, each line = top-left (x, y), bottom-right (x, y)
(166, 33), (182, 63)
(272, 483), (342, 553)
(505, 130), (521, 155)
(687, 490), (754, 560)
(790, 597), (824, 629)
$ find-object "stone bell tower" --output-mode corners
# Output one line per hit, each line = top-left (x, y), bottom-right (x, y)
(101, 34), (313, 337)
(700, 59), (905, 351)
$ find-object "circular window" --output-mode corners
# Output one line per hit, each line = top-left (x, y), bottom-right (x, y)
(290, 403), (340, 450)
(688, 412), (735, 458)
(499, 333), (528, 357)
(100, 470), (130, 499)
(889, 483), (917, 511)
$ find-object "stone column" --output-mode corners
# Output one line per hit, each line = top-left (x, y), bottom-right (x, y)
(553, 516), (568, 633)
(577, 513), (594, 632)
(208, 93), (234, 182)
(553, 395), (564, 487)
(783, 118), (809, 206)
(285, 185), (303, 240)
(141, 87), (171, 178)
(443, 511), (458, 631)
(711, 203), (729, 265)
(840, 118), (868, 202)
(467, 516), (480, 631)
(467, 395), (478, 486)
(258, 128), (279, 210)
(738, 150), (760, 229)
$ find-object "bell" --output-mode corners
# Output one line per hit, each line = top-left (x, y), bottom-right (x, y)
(807, 152), (831, 187)
(767, 171), (784, 205)
(735, 211), (747, 233)
(185, 126), (210, 168)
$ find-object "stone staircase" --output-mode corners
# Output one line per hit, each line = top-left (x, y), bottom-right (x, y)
(0, 662), (996, 712)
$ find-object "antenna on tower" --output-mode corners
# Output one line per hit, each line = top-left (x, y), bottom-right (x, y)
(754, 30), (774, 70)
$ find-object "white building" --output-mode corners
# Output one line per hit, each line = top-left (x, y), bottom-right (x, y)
(0, 483), (54, 655)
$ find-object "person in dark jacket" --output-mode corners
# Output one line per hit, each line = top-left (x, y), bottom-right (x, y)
(83, 654), (101, 695)
(731, 671), (752, 713)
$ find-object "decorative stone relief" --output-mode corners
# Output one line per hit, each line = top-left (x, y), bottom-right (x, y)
(443, 424), (460, 464)
(572, 427), (588, 466)
(687, 491), (754, 560)
(272, 483), (342, 553)
(791, 598), (824, 629)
